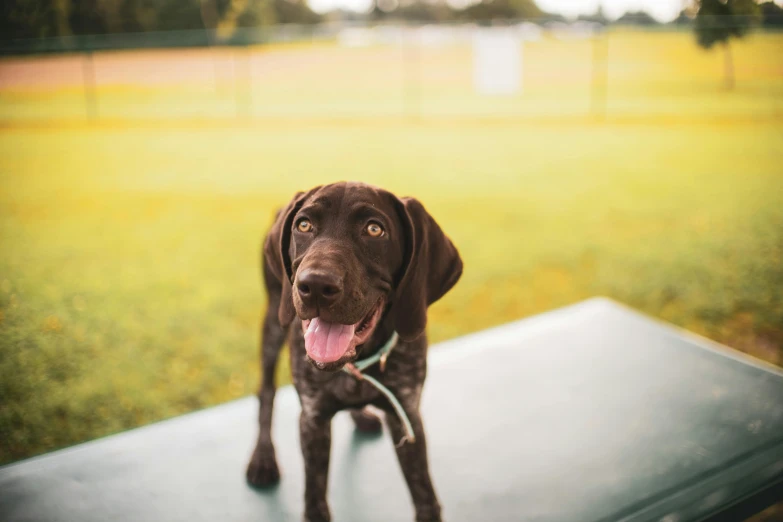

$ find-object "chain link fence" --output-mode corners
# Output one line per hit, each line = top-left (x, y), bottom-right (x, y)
(0, 21), (780, 123)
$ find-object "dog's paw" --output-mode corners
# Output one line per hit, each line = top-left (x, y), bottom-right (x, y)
(246, 451), (280, 488)
(350, 408), (383, 434)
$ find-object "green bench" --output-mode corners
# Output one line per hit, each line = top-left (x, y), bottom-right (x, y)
(1, 298), (781, 521)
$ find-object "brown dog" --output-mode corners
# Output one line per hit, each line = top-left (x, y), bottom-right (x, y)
(246, 182), (463, 522)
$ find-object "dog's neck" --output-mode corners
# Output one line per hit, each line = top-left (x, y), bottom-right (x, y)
(358, 311), (396, 359)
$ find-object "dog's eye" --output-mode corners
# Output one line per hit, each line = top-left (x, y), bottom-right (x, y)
(366, 222), (384, 237)
(297, 219), (313, 233)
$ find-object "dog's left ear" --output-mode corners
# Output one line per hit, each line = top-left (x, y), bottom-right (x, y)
(392, 197), (463, 342)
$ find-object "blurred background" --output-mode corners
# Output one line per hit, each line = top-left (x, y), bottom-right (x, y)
(0, 0), (781, 484)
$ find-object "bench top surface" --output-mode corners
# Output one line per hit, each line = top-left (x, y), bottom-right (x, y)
(2, 298), (782, 522)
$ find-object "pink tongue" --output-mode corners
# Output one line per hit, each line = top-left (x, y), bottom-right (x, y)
(304, 318), (355, 363)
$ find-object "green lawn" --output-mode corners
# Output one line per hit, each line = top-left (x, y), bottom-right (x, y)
(1, 29), (782, 465)
(1, 120), (781, 465)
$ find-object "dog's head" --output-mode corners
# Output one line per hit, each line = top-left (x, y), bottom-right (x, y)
(264, 182), (462, 371)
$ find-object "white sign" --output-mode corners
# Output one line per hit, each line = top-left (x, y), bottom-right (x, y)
(337, 28), (376, 48)
(472, 28), (522, 96)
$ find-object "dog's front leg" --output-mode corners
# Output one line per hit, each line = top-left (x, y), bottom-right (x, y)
(299, 408), (334, 522)
(386, 408), (442, 522)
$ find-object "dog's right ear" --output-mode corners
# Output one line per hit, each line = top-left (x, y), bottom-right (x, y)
(263, 187), (320, 327)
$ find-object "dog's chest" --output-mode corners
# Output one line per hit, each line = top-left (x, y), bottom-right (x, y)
(325, 371), (385, 407)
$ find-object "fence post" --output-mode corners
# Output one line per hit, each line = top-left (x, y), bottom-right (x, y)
(403, 25), (420, 120)
(82, 50), (98, 121)
(234, 44), (253, 120)
(207, 29), (222, 96)
(590, 26), (608, 120)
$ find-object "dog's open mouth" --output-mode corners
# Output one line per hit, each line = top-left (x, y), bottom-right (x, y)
(301, 299), (383, 368)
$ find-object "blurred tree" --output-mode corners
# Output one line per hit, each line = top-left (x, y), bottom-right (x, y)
(51, 0), (205, 35)
(270, 0), (320, 24)
(53, 0), (72, 36)
(615, 10), (660, 25)
(578, 6), (608, 25)
(69, 0), (107, 34)
(505, 0), (541, 18)
(759, 1), (783, 26)
(673, 1), (699, 24)
(119, 0), (159, 32)
(0, 0), (57, 39)
(459, 0), (541, 23)
(98, 0), (124, 32)
(673, 9), (695, 25)
(322, 8), (366, 22)
(202, 0), (318, 41)
(213, 0), (247, 38)
(156, 0), (205, 31)
(376, 1), (457, 22)
(236, 0), (276, 27)
(694, 0), (760, 90)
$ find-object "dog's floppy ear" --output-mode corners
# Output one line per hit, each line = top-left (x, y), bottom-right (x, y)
(392, 197), (463, 342)
(263, 187), (321, 327)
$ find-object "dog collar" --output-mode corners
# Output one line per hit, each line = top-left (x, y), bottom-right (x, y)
(352, 331), (399, 373)
(341, 331), (415, 446)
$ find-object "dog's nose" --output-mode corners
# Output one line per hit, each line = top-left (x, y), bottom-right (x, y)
(296, 269), (343, 307)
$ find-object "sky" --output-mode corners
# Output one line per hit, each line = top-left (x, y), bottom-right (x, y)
(308, 0), (783, 21)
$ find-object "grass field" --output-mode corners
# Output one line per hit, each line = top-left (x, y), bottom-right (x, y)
(1, 29), (782, 466)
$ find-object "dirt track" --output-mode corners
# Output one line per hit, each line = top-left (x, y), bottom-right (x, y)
(0, 46), (345, 90)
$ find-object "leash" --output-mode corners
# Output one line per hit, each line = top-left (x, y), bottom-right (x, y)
(342, 331), (415, 447)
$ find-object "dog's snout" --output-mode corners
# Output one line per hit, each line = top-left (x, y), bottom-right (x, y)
(297, 269), (343, 307)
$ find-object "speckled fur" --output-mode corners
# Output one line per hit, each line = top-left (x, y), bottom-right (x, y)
(246, 183), (462, 522)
